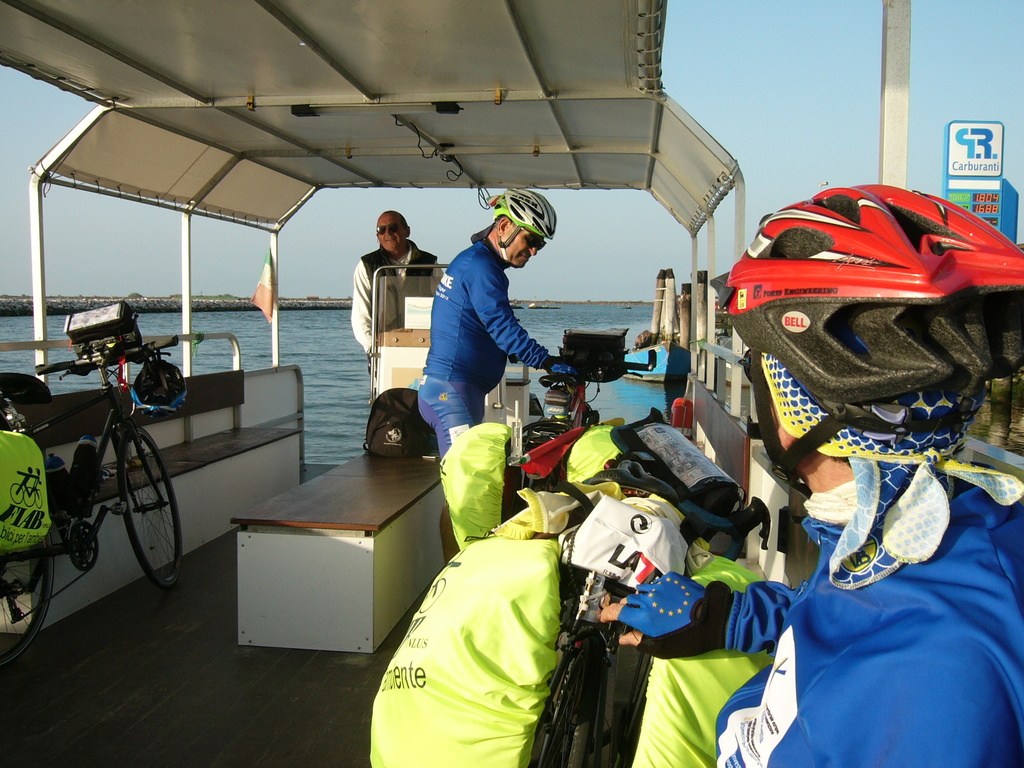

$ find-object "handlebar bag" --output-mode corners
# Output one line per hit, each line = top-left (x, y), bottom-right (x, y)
(370, 537), (561, 768)
(564, 493), (688, 588)
(612, 411), (745, 518)
(0, 431), (52, 551)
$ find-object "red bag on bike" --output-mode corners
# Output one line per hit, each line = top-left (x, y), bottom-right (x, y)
(0, 431), (52, 551)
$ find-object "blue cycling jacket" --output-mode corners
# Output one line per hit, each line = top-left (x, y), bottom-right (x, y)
(716, 485), (1024, 768)
(424, 238), (549, 392)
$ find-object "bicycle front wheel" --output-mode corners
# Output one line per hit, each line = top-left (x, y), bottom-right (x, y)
(117, 425), (182, 588)
(535, 634), (605, 768)
(611, 647), (653, 767)
(0, 537), (54, 666)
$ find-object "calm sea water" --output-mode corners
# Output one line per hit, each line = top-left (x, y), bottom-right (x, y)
(0, 306), (689, 464)
(2, 306), (1020, 462)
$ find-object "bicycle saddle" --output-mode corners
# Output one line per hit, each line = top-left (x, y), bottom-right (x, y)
(585, 460), (679, 505)
(0, 372), (52, 405)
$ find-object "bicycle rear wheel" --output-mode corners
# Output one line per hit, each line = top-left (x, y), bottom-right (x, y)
(0, 537), (54, 666)
(117, 425), (182, 588)
(535, 633), (606, 768)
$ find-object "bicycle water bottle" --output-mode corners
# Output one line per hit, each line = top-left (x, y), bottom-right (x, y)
(69, 434), (99, 496)
(44, 455), (75, 513)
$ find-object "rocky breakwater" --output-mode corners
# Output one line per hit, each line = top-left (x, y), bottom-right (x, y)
(0, 296), (352, 316)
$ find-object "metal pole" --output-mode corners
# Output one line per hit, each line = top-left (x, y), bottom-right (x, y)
(731, 170), (747, 413)
(705, 216), (717, 390)
(181, 212), (193, 376)
(28, 172), (48, 371)
(690, 235), (699, 378)
(879, 0), (911, 187)
(28, 106), (111, 372)
(270, 231), (281, 367)
(696, 270), (708, 382)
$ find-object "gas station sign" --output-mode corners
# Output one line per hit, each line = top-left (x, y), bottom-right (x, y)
(943, 121), (1017, 241)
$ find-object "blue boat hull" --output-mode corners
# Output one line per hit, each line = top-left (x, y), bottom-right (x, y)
(623, 341), (690, 382)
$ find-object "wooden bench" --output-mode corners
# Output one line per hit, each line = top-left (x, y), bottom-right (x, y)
(18, 370), (300, 501)
(231, 453), (445, 653)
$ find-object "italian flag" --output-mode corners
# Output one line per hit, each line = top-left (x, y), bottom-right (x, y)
(251, 251), (274, 322)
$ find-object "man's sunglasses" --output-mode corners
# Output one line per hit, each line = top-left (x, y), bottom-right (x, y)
(376, 223), (403, 235)
(523, 230), (546, 251)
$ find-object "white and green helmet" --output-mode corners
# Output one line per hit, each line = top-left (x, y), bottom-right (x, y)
(488, 189), (557, 239)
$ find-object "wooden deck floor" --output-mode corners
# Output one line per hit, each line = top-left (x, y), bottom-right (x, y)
(3, 526), (409, 768)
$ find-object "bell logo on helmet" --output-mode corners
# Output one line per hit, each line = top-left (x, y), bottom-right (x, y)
(782, 311), (811, 333)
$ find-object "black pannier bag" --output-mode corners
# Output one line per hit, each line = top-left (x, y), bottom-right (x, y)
(364, 388), (434, 458)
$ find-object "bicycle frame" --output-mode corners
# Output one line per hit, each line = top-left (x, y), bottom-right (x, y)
(534, 563), (635, 768)
(1, 373), (127, 568)
(1, 316), (184, 665)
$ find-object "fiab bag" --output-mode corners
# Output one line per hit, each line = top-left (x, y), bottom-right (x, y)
(0, 431), (52, 551)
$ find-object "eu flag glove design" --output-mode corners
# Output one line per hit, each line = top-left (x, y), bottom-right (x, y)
(620, 572), (704, 636)
(619, 572), (734, 659)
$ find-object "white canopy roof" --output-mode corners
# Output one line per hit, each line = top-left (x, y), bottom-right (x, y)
(0, 0), (738, 234)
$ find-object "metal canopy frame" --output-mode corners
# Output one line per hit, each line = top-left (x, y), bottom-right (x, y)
(2, 0), (744, 367)
(2, 0), (739, 230)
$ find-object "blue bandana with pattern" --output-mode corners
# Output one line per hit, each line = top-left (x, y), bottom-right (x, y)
(763, 354), (1024, 588)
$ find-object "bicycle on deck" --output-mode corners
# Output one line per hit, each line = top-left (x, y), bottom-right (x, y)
(518, 328), (768, 767)
(0, 303), (184, 666)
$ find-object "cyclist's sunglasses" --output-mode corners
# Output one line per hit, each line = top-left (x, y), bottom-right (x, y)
(522, 230), (546, 251)
(376, 223), (404, 235)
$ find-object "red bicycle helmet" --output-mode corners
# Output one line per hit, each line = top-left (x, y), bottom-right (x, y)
(723, 184), (1024, 405)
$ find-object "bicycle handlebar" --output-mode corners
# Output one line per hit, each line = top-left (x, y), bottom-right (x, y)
(35, 358), (97, 376)
(622, 348), (657, 372)
(35, 335), (180, 377)
(550, 347), (657, 385)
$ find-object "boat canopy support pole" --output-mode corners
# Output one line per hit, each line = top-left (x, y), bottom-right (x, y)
(181, 212), (194, 378)
(270, 231), (281, 367)
(29, 171), (47, 370)
(689, 234), (700, 380)
(879, 0), (910, 187)
(730, 171), (747, 415)
(28, 106), (111, 370)
(705, 214), (717, 393)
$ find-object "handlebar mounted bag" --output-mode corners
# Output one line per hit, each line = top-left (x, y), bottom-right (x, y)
(561, 492), (688, 588)
(611, 410), (745, 519)
(364, 387), (434, 458)
(0, 431), (52, 551)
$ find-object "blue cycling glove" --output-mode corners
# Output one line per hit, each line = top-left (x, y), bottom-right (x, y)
(551, 362), (578, 376)
(618, 571), (734, 659)
(542, 356), (577, 376)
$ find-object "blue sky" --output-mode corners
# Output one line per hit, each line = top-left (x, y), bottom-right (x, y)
(1, 0), (1022, 302)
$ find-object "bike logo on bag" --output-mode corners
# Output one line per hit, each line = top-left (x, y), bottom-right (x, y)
(1, 465), (48, 548)
(9, 466), (44, 510)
